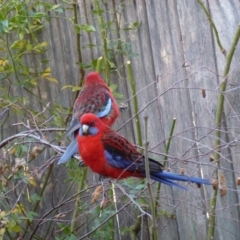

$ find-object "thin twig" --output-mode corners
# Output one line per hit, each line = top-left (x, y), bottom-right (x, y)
(127, 61), (143, 147)
(115, 182), (152, 219)
(143, 116), (158, 240)
(94, 0), (110, 84)
(197, 0), (227, 56)
(155, 118), (176, 212)
(96, 56), (103, 73)
(0, 131), (64, 153)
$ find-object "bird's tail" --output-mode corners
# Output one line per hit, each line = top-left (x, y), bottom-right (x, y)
(58, 139), (78, 164)
(150, 171), (211, 190)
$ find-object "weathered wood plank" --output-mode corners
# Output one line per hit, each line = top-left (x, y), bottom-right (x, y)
(1, 0), (240, 239)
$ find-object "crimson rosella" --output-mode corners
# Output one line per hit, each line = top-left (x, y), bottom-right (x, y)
(77, 113), (211, 189)
(58, 72), (119, 164)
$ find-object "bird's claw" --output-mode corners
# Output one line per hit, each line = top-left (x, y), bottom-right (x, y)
(78, 161), (86, 167)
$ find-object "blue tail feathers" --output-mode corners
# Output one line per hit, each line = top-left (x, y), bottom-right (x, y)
(58, 139), (78, 164)
(150, 171), (211, 190)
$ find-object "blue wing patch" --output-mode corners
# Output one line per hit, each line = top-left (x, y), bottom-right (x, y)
(97, 97), (112, 118)
(104, 150), (140, 171)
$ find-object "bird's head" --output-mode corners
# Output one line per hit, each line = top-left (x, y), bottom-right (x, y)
(85, 71), (105, 86)
(79, 113), (102, 136)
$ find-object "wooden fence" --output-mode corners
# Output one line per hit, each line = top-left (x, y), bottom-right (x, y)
(1, 0), (240, 239)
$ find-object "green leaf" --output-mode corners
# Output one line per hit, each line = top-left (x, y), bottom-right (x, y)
(44, 77), (58, 83)
(74, 24), (80, 34)
(132, 21), (140, 28)
(55, 8), (64, 13)
(40, 42), (48, 47)
(109, 84), (118, 92)
(41, 67), (51, 77)
(1, 20), (8, 32)
(7, 220), (21, 233)
(51, 4), (62, 10)
(123, 21), (141, 30)
(10, 40), (27, 49)
(26, 211), (38, 222)
(92, 9), (104, 15)
(61, 85), (81, 92)
(67, 234), (78, 240)
(80, 24), (96, 32)
(57, 223), (72, 235)
(34, 12), (46, 18)
(61, 84), (76, 90)
(134, 183), (145, 190)
(12, 224), (21, 233)
(77, 62), (91, 69)
(128, 52), (139, 58)
(30, 193), (42, 202)
(113, 92), (123, 99)
(86, 44), (96, 48)
(51, 4), (64, 13)
(21, 145), (28, 153)
(109, 61), (116, 69)
(41, 59), (50, 64)
(0, 228), (5, 238)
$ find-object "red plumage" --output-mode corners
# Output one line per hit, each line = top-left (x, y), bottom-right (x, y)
(72, 72), (119, 128)
(77, 113), (211, 189)
(77, 114), (161, 179)
(58, 72), (119, 164)
(78, 113), (143, 179)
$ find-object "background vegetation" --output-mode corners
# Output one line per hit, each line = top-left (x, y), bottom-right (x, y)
(0, 0), (240, 239)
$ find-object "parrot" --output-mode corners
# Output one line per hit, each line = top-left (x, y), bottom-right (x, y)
(77, 113), (211, 189)
(58, 72), (120, 164)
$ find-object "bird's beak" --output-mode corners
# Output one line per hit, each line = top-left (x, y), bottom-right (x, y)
(82, 124), (89, 135)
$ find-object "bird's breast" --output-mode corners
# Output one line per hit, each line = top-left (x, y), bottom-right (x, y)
(78, 136), (107, 173)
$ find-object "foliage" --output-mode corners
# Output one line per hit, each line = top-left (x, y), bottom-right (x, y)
(2, 0), (238, 239)
(0, 0), (140, 239)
